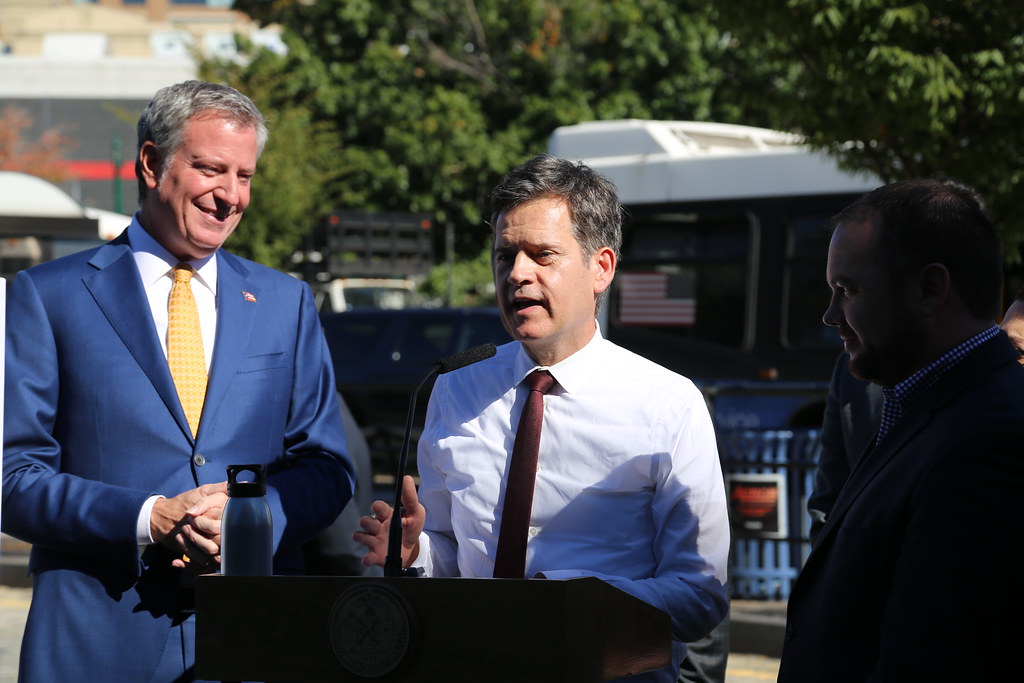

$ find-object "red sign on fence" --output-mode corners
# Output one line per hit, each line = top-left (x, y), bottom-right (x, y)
(726, 473), (788, 539)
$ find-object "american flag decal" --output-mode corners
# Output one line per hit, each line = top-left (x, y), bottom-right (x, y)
(242, 291), (256, 302)
(618, 272), (696, 326)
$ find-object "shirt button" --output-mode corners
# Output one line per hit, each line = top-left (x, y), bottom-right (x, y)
(528, 526), (539, 537)
(193, 453), (207, 467)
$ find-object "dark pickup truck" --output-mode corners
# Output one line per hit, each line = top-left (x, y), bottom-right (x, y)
(320, 307), (512, 476)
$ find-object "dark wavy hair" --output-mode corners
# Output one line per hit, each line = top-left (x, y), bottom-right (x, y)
(489, 155), (622, 309)
(489, 154), (623, 261)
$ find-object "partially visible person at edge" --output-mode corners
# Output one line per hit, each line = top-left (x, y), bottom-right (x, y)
(678, 614), (730, 683)
(807, 351), (882, 544)
(1, 80), (353, 681)
(355, 154), (730, 682)
(778, 178), (1024, 681)
(1000, 283), (1024, 364)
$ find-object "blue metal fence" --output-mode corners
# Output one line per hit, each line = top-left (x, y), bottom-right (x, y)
(718, 428), (820, 600)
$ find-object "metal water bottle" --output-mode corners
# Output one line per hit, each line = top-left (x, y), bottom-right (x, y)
(221, 464), (273, 576)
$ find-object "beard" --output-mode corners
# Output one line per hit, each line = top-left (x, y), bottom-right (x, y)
(846, 320), (927, 387)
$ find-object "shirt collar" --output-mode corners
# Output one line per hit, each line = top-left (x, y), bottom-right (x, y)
(127, 213), (217, 295)
(512, 323), (605, 393)
(877, 325), (1000, 441)
(886, 325), (1000, 404)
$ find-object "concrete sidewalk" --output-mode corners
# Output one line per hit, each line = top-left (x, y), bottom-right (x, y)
(729, 599), (786, 659)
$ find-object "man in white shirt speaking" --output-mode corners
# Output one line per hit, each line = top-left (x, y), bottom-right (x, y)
(356, 154), (730, 682)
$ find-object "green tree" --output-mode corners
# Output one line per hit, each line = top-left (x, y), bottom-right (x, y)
(420, 244), (496, 307)
(714, 0), (1024, 258)
(223, 0), (775, 268)
(200, 44), (342, 267)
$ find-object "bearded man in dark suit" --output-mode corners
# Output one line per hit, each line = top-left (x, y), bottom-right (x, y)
(778, 179), (1024, 682)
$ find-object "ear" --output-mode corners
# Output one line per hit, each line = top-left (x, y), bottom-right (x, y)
(917, 263), (951, 315)
(138, 141), (161, 191)
(590, 247), (617, 296)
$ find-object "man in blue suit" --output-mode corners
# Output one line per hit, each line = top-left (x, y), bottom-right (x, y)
(2, 81), (353, 681)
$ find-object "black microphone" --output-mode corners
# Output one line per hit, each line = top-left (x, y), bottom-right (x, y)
(384, 343), (497, 577)
(436, 343), (499, 375)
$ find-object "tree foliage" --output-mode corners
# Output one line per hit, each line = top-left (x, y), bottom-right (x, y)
(0, 106), (74, 183)
(420, 245), (496, 307)
(221, 0), (776, 267)
(715, 0), (1024, 258)
(215, 1), (1024, 272)
(200, 44), (342, 267)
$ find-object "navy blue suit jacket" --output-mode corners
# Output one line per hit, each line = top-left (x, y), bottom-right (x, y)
(779, 333), (1024, 681)
(2, 232), (353, 680)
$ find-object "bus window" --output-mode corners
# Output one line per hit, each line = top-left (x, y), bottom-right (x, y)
(613, 210), (754, 348)
(783, 215), (839, 349)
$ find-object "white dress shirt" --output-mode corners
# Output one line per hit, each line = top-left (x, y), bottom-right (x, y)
(415, 328), (730, 682)
(128, 217), (217, 369)
(127, 216), (218, 543)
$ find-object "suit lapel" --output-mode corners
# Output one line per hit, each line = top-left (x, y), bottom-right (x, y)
(83, 238), (189, 436)
(199, 251), (260, 440)
(813, 409), (927, 548)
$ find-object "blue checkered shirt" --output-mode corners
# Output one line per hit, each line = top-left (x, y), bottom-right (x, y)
(877, 325), (1000, 443)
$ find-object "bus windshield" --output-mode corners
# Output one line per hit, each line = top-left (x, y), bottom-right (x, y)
(614, 209), (753, 349)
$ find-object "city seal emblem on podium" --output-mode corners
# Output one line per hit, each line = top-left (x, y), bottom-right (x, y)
(329, 582), (415, 677)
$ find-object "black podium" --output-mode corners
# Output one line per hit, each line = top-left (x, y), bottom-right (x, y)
(195, 575), (670, 682)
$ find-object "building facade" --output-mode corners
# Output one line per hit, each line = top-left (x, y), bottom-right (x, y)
(0, 0), (282, 213)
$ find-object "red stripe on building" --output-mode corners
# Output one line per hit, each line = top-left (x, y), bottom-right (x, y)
(65, 160), (136, 181)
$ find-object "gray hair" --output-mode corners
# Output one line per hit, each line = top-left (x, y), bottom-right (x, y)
(135, 80), (268, 202)
(490, 154), (622, 259)
(489, 155), (623, 310)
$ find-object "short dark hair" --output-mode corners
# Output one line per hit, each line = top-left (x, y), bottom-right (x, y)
(834, 178), (1002, 321)
(135, 80), (268, 203)
(489, 154), (623, 261)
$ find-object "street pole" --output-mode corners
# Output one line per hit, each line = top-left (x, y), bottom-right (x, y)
(111, 132), (123, 214)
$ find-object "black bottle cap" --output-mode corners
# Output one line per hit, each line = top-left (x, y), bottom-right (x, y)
(226, 464), (267, 498)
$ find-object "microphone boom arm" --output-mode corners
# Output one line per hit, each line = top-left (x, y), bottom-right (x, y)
(383, 365), (438, 577)
(382, 342), (498, 578)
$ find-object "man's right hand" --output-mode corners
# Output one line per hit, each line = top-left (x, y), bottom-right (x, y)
(151, 481), (228, 571)
(353, 475), (424, 568)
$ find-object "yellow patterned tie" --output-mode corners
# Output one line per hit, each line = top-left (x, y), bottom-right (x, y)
(168, 263), (207, 437)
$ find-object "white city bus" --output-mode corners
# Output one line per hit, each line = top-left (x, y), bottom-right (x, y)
(549, 120), (882, 427)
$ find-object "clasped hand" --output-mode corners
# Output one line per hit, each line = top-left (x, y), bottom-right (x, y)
(150, 482), (229, 572)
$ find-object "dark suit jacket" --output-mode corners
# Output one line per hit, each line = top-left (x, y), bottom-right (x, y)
(779, 332), (1024, 682)
(808, 352), (883, 542)
(2, 232), (354, 680)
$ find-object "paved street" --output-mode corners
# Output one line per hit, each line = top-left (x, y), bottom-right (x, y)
(0, 586), (29, 683)
(0, 583), (780, 683)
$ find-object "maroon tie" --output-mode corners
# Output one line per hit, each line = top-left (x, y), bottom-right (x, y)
(493, 370), (556, 578)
